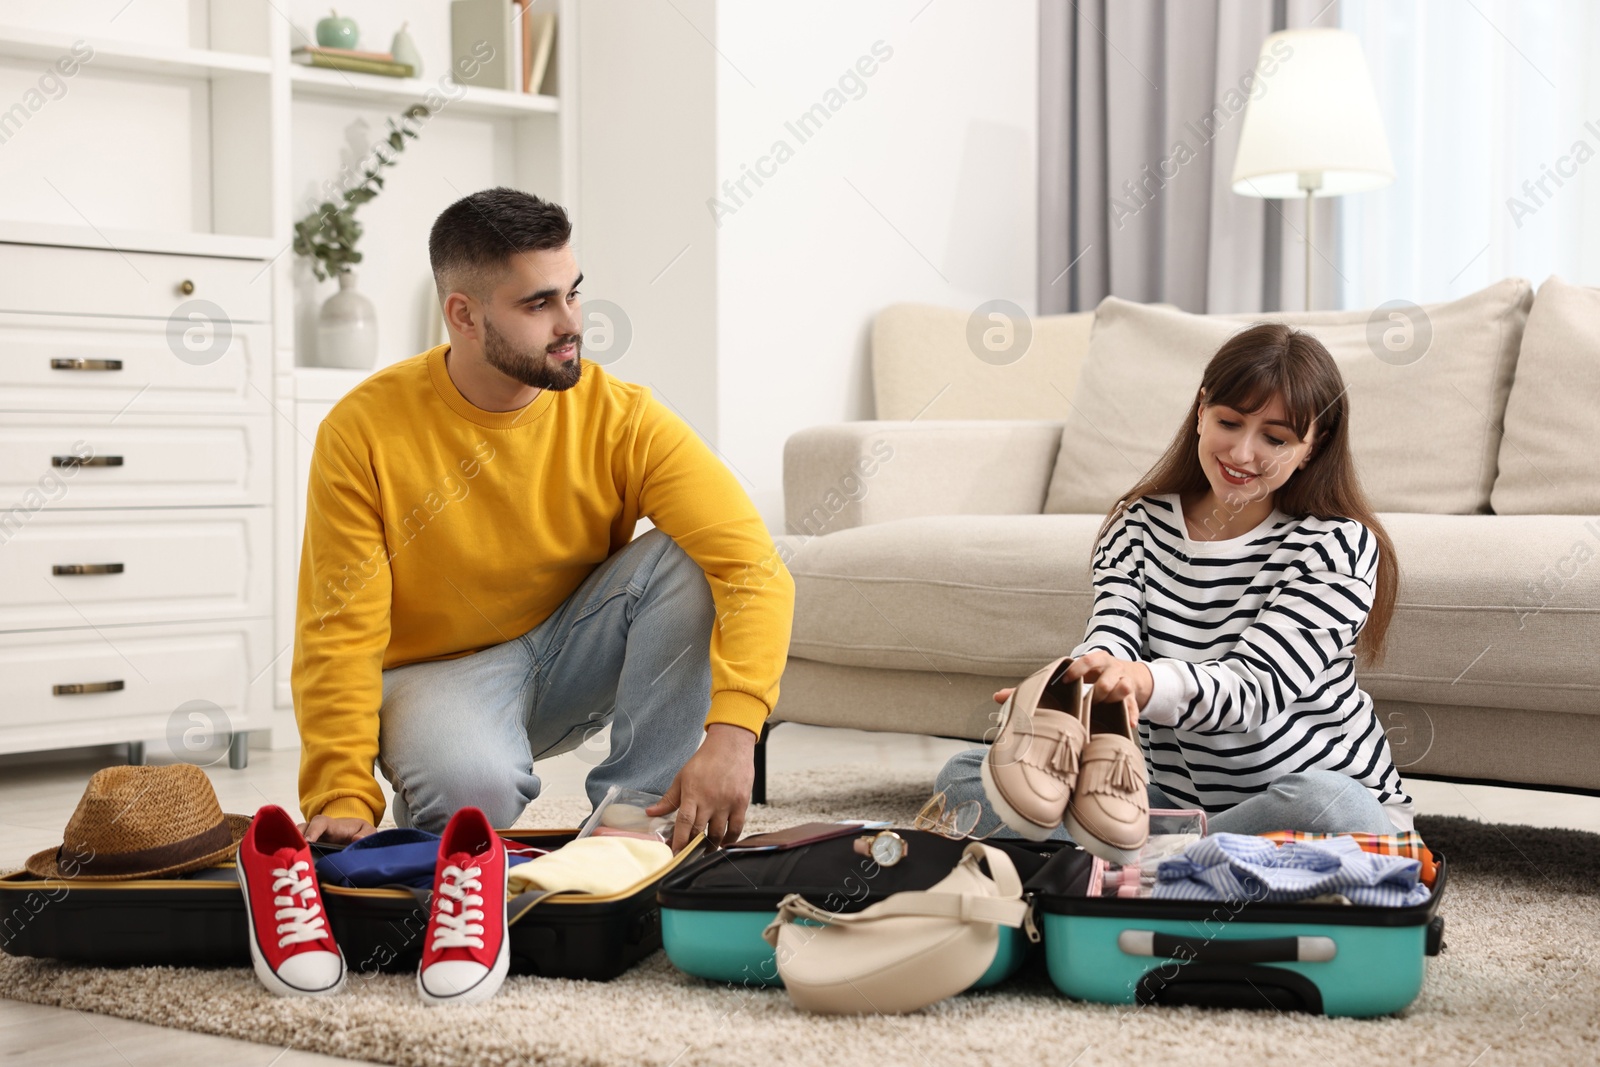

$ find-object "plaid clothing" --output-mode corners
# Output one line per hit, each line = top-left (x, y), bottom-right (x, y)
(1258, 829), (1438, 888)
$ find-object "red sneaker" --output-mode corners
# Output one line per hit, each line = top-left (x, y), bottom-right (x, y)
(236, 804), (346, 996)
(417, 806), (510, 1006)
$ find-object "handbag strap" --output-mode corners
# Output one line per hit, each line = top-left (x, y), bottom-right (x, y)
(759, 842), (1035, 947)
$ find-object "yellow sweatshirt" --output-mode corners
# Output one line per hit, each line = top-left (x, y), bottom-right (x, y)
(292, 344), (795, 825)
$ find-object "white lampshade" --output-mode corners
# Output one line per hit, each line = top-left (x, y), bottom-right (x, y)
(1231, 28), (1394, 199)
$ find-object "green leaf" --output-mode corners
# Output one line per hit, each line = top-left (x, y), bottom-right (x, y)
(291, 104), (425, 270)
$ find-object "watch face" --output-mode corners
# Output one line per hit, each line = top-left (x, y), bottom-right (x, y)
(869, 833), (904, 866)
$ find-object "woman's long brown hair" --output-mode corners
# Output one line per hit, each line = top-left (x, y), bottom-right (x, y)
(1095, 322), (1398, 668)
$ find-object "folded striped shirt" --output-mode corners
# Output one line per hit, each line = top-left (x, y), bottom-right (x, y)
(1152, 832), (1430, 907)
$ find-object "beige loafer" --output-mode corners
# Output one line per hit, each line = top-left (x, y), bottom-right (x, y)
(980, 656), (1089, 841)
(1063, 693), (1150, 864)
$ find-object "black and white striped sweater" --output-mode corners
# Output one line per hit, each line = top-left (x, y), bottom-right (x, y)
(1068, 493), (1415, 831)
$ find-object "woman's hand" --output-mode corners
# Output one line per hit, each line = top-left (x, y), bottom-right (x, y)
(1063, 650), (1154, 710)
(992, 686), (1016, 704)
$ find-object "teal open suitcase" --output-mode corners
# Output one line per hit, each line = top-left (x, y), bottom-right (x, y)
(1028, 846), (1448, 1017)
(657, 829), (1064, 990)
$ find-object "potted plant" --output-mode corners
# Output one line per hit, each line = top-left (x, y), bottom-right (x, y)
(293, 106), (427, 368)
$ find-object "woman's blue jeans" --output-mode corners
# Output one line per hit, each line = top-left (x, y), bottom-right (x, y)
(933, 746), (1397, 840)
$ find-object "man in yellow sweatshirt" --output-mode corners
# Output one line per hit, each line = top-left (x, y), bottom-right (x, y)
(291, 188), (795, 852)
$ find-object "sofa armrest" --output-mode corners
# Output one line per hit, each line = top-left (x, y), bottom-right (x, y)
(782, 420), (1064, 536)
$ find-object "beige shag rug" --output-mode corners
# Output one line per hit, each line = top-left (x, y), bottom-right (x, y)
(3, 764), (1599, 1067)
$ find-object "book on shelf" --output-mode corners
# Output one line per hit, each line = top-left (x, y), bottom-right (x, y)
(452, 0), (557, 94)
(526, 9), (556, 94)
(293, 44), (395, 61)
(451, 0), (515, 91)
(292, 46), (414, 78)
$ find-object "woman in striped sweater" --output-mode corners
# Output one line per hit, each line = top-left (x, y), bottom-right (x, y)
(935, 322), (1414, 837)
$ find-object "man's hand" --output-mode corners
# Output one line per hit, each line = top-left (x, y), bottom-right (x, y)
(300, 815), (377, 845)
(1062, 650), (1154, 710)
(646, 722), (757, 852)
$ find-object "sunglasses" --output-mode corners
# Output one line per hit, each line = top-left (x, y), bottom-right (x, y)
(913, 791), (1001, 842)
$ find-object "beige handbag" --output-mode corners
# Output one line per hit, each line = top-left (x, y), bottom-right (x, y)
(759, 841), (1038, 1014)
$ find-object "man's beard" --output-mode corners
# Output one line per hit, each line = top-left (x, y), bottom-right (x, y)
(482, 315), (583, 391)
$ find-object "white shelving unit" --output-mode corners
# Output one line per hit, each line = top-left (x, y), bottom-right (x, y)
(0, 0), (578, 761)
(0, 25), (274, 77)
(290, 64), (560, 117)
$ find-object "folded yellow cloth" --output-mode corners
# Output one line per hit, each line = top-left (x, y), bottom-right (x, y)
(506, 836), (674, 897)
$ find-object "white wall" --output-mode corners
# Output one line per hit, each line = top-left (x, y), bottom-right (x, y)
(574, 0), (720, 442)
(714, 0), (1039, 531)
(574, 1), (1038, 534)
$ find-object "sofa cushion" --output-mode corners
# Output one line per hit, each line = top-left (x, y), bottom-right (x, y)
(872, 303), (1095, 420)
(1362, 512), (1600, 715)
(782, 511), (1600, 715)
(780, 515), (1099, 677)
(1492, 276), (1600, 514)
(1041, 278), (1534, 516)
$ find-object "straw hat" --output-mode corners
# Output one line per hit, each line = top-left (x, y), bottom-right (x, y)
(25, 763), (251, 881)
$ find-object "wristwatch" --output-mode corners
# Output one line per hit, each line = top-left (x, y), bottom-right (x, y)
(853, 830), (909, 867)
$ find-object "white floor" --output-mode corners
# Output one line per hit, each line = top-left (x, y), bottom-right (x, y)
(4, 723), (1599, 1065)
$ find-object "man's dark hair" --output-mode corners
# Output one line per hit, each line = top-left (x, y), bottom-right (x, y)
(429, 186), (571, 303)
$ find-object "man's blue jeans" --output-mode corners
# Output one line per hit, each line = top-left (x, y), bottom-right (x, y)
(376, 528), (715, 833)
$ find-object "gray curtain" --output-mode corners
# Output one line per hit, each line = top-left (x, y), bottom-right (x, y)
(1039, 0), (1344, 314)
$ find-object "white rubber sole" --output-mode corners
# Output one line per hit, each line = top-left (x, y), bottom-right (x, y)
(979, 748), (1059, 842)
(236, 860), (347, 998)
(418, 923), (510, 1007)
(1061, 807), (1144, 866)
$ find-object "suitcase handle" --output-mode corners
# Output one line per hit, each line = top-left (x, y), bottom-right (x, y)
(1119, 929), (1337, 964)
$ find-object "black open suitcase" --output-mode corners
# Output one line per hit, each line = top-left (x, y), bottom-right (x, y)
(1, 828), (707, 981)
(657, 829), (1066, 989)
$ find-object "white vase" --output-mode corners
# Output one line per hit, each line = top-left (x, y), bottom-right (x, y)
(316, 270), (378, 369)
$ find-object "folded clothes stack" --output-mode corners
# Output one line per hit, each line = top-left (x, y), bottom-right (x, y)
(315, 829), (549, 891)
(314, 828), (675, 899)
(1151, 832), (1431, 907)
(1089, 829), (1438, 904)
(1256, 829), (1440, 888)
(506, 836), (673, 896)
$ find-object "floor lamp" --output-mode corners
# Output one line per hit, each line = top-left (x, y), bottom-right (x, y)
(1230, 28), (1394, 311)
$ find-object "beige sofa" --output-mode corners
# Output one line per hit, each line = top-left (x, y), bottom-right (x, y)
(761, 277), (1600, 801)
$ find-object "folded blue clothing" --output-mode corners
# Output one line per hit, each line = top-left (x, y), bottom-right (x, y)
(1152, 832), (1431, 907)
(314, 828), (536, 890)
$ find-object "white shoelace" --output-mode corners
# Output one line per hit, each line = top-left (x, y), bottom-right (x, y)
(431, 863), (485, 950)
(270, 860), (329, 948)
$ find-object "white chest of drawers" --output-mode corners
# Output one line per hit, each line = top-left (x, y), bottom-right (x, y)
(0, 242), (275, 768)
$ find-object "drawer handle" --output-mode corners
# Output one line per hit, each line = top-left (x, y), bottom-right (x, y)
(52, 563), (125, 575)
(180, 279), (195, 295)
(54, 680), (126, 696)
(50, 358), (124, 371)
(52, 455), (124, 468)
